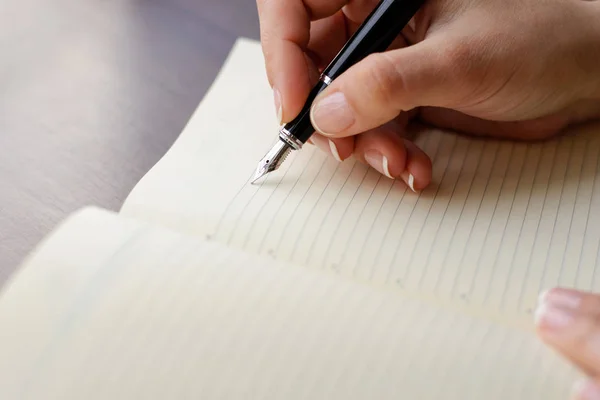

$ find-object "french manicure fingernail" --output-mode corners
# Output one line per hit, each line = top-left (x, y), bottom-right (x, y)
(382, 155), (393, 178)
(534, 302), (574, 331)
(274, 88), (283, 124)
(573, 379), (600, 400)
(408, 174), (416, 192)
(310, 92), (354, 136)
(329, 140), (342, 162)
(311, 134), (341, 161)
(365, 150), (393, 179)
(539, 288), (582, 310)
(400, 171), (417, 192)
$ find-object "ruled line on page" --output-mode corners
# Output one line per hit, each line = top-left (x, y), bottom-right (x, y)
(256, 151), (320, 254)
(429, 141), (486, 292)
(418, 140), (474, 288)
(496, 139), (572, 307)
(204, 127), (600, 323)
(465, 142), (519, 300)
(394, 133), (459, 286)
(534, 138), (573, 299)
(289, 161), (345, 262)
(382, 131), (445, 285)
(448, 141), (501, 298)
(571, 140), (598, 288)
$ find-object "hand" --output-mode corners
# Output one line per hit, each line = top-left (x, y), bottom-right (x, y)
(257, 0), (600, 191)
(536, 288), (600, 399)
(257, 0), (432, 191)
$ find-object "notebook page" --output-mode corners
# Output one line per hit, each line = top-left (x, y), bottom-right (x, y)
(120, 38), (600, 325)
(0, 207), (579, 399)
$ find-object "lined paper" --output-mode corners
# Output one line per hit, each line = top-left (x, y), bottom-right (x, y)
(121, 38), (600, 324)
(0, 208), (579, 399)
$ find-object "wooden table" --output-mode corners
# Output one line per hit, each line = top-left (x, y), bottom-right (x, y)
(0, 0), (260, 285)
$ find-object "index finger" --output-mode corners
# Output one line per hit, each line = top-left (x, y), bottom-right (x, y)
(256, 0), (349, 123)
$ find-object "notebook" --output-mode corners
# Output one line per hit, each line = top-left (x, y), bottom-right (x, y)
(1, 37), (598, 399)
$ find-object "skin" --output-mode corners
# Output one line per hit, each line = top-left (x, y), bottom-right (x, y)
(257, 0), (600, 397)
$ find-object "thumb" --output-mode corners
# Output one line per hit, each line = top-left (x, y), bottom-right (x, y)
(309, 38), (457, 138)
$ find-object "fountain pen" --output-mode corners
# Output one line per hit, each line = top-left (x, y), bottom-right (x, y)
(251, 0), (426, 183)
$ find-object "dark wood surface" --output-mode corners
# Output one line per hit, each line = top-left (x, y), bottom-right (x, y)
(0, 0), (260, 285)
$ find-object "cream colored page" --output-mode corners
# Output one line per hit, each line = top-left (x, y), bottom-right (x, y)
(120, 38), (600, 323)
(0, 207), (579, 399)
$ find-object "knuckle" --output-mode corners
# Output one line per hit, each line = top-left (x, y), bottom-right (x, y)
(435, 38), (494, 104)
(361, 54), (403, 107)
(441, 40), (475, 71)
(439, 37), (493, 82)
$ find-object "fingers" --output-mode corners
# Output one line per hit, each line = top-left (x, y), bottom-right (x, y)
(257, 0), (350, 123)
(341, 0), (381, 25)
(309, 134), (354, 162)
(309, 37), (456, 138)
(401, 139), (432, 192)
(535, 287), (600, 399)
(308, 121), (431, 191)
(306, 13), (348, 73)
(354, 123), (431, 191)
(341, 0), (384, 36)
(535, 288), (600, 377)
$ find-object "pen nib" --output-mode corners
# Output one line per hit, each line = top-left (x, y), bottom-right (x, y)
(251, 167), (268, 184)
(251, 140), (292, 184)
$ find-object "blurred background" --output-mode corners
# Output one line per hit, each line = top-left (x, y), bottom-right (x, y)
(0, 0), (260, 284)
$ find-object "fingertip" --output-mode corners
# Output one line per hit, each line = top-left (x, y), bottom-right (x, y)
(350, 123), (433, 192)
(402, 139), (432, 192)
(310, 134), (354, 162)
(400, 171), (417, 193)
(334, 136), (354, 161)
(354, 127), (408, 179)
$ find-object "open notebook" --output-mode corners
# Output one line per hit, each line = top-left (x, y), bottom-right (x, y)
(1, 37), (598, 399)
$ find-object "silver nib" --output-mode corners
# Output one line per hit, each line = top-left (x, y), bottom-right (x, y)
(251, 140), (292, 184)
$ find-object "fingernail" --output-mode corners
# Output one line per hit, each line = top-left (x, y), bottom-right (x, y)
(408, 174), (416, 192)
(364, 150), (393, 179)
(534, 303), (574, 331)
(311, 134), (343, 161)
(407, 17), (416, 32)
(400, 171), (417, 192)
(573, 379), (600, 400)
(329, 140), (342, 162)
(274, 88), (283, 124)
(539, 288), (582, 310)
(310, 92), (354, 136)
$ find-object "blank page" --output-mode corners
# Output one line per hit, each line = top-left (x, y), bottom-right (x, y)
(0, 207), (579, 399)
(121, 38), (600, 325)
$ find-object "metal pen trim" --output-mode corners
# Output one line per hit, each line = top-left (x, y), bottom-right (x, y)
(279, 128), (303, 150)
(320, 74), (333, 86)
